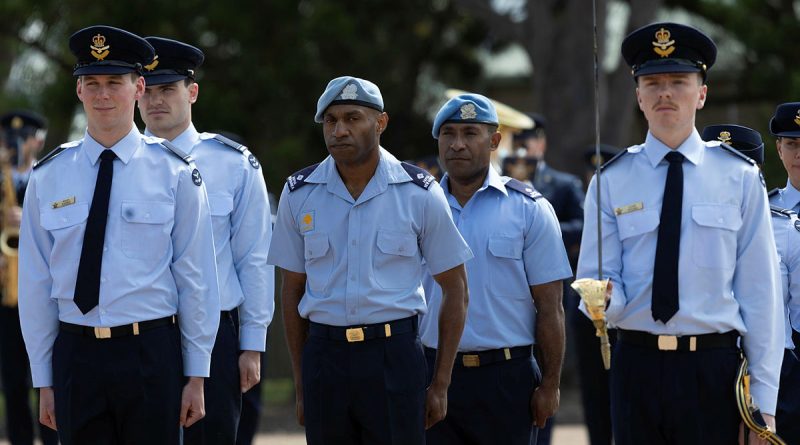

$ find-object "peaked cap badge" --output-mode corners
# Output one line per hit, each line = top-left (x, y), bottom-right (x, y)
(10, 116), (23, 129)
(652, 27), (675, 58)
(340, 83), (358, 100)
(90, 34), (110, 61)
(795, 109), (800, 127)
(717, 131), (732, 144)
(459, 103), (477, 120)
(144, 55), (159, 71)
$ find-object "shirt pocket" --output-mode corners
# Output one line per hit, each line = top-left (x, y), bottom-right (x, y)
(120, 201), (173, 260)
(304, 232), (333, 293)
(208, 194), (234, 217)
(487, 235), (529, 298)
(39, 203), (89, 261)
(691, 204), (741, 269)
(616, 209), (660, 241)
(374, 230), (420, 290)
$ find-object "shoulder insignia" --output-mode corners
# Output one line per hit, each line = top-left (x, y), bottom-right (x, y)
(768, 188), (780, 198)
(599, 148), (630, 171)
(158, 139), (192, 165)
(33, 141), (80, 170)
(770, 205), (794, 219)
(287, 163), (320, 192)
(400, 162), (436, 190)
(505, 178), (542, 200)
(205, 133), (260, 169)
(717, 142), (756, 166)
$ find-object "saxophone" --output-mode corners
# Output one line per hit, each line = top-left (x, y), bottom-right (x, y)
(0, 160), (19, 307)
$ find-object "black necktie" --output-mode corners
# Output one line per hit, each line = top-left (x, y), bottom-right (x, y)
(74, 149), (117, 314)
(652, 151), (684, 323)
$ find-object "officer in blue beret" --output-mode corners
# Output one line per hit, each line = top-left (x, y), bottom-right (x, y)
(138, 36), (274, 445)
(420, 93), (571, 445)
(578, 23), (782, 445)
(18, 25), (220, 444)
(268, 76), (472, 445)
(0, 110), (57, 445)
(765, 104), (800, 442)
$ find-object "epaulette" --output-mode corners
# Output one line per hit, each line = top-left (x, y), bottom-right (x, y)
(400, 162), (436, 190)
(768, 188), (780, 198)
(505, 178), (542, 200)
(287, 163), (320, 192)
(600, 148), (630, 171)
(718, 142), (757, 166)
(33, 141), (79, 170)
(770, 205), (795, 219)
(158, 139), (192, 165)
(205, 133), (260, 169)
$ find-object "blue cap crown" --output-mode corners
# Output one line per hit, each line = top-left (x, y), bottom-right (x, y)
(143, 37), (205, 86)
(69, 25), (154, 76)
(315, 76), (384, 123)
(701, 124), (764, 164)
(432, 93), (499, 139)
(621, 22), (716, 79)
(769, 102), (800, 138)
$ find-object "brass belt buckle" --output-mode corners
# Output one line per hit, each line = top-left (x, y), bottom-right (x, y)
(346, 327), (365, 342)
(94, 327), (112, 339)
(462, 354), (480, 367)
(657, 335), (678, 351)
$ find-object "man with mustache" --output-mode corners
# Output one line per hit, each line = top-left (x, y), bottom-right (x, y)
(268, 76), (473, 445)
(577, 22), (782, 445)
(137, 37), (274, 445)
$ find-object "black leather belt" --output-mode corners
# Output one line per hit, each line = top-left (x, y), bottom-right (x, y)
(59, 315), (176, 340)
(618, 329), (739, 352)
(309, 316), (417, 343)
(426, 345), (532, 368)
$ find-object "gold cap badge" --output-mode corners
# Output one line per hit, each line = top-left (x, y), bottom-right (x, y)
(459, 103), (477, 120)
(652, 27), (675, 58)
(795, 109), (800, 127)
(717, 131), (732, 144)
(90, 34), (110, 61)
(144, 55), (159, 71)
(10, 116), (23, 130)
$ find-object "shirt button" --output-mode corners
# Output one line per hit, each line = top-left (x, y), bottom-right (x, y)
(103, 247), (108, 252)
(100, 277), (106, 283)
(145, 213), (151, 219)
(351, 240), (357, 246)
(667, 322), (675, 328)
(100, 309), (106, 315)
(717, 218), (723, 223)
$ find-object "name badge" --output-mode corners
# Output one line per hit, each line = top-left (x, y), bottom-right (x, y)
(614, 201), (643, 216)
(51, 196), (76, 209)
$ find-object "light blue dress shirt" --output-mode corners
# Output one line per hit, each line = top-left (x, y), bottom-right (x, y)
(19, 127), (220, 387)
(147, 124), (274, 351)
(769, 202), (800, 350)
(267, 147), (473, 326)
(772, 181), (800, 214)
(577, 130), (783, 414)
(419, 168), (572, 351)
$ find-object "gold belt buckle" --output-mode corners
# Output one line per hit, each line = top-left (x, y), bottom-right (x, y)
(94, 327), (112, 339)
(657, 335), (678, 351)
(462, 354), (480, 367)
(346, 327), (365, 342)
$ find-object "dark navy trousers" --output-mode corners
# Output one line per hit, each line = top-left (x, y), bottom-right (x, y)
(52, 323), (183, 445)
(185, 311), (242, 445)
(302, 324), (427, 445)
(424, 348), (541, 445)
(776, 331), (800, 444)
(610, 340), (740, 445)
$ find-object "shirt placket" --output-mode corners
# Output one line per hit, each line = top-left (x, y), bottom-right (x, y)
(345, 203), (361, 325)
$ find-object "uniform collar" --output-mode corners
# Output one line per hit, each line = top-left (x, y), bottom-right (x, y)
(783, 180), (800, 210)
(82, 126), (140, 166)
(643, 129), (704, 168)
(441, 166), (508, 201)
(305, 147), (409, 203)
(144, 123), (199, 153)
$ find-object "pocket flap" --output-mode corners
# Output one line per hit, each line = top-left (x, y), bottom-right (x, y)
(617, 209), (660, 240)
(121, 201), (173, 224)
(40, 203), (89, 230)
(691, 204), (741, 231)
(304, 233), (330, 259)
(376, 231), (417, 257)
(488, 236), (522, 259)
(208, 194), (234, 217)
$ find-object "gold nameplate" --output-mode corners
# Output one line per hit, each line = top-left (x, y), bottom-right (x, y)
(504, 348), (512, 360)
(94, 327), (112, 339)
(346, 327), (364, 342)
(657, 335), (678, 351)
(384, 324), (392, 338)
(51, 196), (76, 209)
(614, 201), (644, 216)
(462, 355), (480, 367)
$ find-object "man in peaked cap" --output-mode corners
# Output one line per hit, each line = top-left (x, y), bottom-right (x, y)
(577, 22), (782, 445)
(138, 36), (274, 445)
(18, 25), (220, 444)
(419, 93), (571, 445)
(268, 76), (472, 445)
(766, 103), (800, 443)
(0, 110), (57, 445)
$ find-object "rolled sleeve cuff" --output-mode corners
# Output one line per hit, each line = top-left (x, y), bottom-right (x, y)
(426, 247), (474, 276)
(30, 362), (52, 388)
(183, 352), (212, 378)
(751, 382), (779, 416)
(604, 285), (625, 323)
(239, 326), (267, 352)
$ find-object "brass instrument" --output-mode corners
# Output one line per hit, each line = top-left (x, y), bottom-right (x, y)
(0, 159), (19, 307)
(570, 278), (611, 370)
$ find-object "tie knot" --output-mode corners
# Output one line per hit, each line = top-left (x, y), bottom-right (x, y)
(100, 150), (117, 161)
(664, 151), (684, 164)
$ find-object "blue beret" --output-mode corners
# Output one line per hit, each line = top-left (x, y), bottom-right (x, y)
(701, 124), (764, 165)
(432, 93), (499, 139)
(69, 25), (154, 76)
(769, 102), (800, 138)
(143, 37), (205, 86)
(621, 22), (716, 80)
(315, 76), (384, 123)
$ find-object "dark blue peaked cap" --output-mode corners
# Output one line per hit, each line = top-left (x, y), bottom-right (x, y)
(769, 102), (800, 138)
(622, 22), (716, 80)
(701, 124), (764, 165)
(143, 37), (205, 86)
(69, 25), (154, 76)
